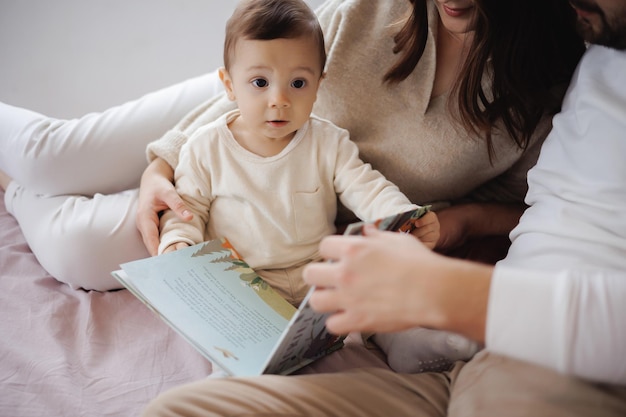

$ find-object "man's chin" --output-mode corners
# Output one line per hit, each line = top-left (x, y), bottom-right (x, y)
(586, 30), (626, 50)
(575, 10), (626, 50)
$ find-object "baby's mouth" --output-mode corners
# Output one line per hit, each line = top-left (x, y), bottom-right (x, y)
(267, 120), (288, 127)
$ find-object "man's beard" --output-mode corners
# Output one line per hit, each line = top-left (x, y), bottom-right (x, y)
(571, 0), (626, 50)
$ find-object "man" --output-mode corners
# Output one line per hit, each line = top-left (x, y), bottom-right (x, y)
(144, 1), (626, 415)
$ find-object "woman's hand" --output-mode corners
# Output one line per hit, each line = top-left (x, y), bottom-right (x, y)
(434, 205), (471, 252)
(435, 202), (526, 252)
(136, 158), (193, 256)
(303, 224), (492, 343)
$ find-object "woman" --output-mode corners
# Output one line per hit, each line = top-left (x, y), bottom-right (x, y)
(0, 0), (584, 292)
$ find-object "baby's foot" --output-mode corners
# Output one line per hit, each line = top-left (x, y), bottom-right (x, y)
(373, 327), (481, 373)
(0, 169), (12, 191)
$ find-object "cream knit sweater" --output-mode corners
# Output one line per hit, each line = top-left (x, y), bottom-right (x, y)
(147, 0), (551, 224)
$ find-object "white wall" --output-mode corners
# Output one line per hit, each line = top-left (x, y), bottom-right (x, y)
(0, 0), (324, 118)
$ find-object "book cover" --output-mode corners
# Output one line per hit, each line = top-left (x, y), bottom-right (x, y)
(344, 205), (431, 235)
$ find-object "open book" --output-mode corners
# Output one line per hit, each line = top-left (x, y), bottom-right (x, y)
(112, 206), (429, 377)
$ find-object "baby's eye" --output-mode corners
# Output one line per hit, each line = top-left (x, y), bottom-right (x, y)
(291, 79), (306, 89)
(252, 78), (268, 88)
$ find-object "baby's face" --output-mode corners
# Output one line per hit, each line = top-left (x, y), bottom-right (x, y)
(222, 36), (323, 143)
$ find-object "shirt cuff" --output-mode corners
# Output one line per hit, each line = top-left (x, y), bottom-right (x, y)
(486, 264), (562, 369)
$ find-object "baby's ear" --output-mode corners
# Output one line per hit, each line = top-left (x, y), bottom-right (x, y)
(218, 67), (236, 101)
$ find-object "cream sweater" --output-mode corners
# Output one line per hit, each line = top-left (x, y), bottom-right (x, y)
(159, 110), (417, 268)
(147, 0), (551, 225)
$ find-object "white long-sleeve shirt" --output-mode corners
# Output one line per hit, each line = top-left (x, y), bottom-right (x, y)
(159, 110), (417, 269)
(487, 45), (626, 384)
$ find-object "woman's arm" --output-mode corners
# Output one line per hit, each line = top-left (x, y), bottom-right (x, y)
(436, 117), (551, 255)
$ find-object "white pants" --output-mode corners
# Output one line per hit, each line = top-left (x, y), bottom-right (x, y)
(1, 71), (222, 291)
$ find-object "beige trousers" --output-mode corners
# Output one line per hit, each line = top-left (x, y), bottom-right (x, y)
(142, 349), (626, 417)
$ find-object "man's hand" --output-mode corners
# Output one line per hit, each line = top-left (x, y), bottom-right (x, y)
(303, 224), (491, 343)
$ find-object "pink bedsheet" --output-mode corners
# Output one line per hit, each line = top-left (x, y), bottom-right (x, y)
(0, 189), (389, 417)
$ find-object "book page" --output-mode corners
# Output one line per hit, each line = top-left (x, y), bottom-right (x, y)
(261, 288), (344, 375)
(115, 239), (297, 376)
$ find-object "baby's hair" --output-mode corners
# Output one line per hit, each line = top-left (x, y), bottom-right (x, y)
(223, 0), (326, 73)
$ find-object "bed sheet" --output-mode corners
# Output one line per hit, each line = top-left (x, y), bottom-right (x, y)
(0, 189), (389, 417)
(0, 189), (215, 416)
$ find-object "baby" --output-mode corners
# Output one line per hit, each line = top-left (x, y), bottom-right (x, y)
(160, 0), (476, 374)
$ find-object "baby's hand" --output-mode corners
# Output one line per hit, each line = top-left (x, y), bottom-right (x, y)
(409, 211), (440, 250)
(161, 241), (190, 254)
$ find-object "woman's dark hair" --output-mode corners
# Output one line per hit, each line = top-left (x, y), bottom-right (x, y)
(384, 0), (586, 159)
(223, 0), (326, 74)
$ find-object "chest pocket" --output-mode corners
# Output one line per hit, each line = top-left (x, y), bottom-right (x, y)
(292, 188), (334, 244)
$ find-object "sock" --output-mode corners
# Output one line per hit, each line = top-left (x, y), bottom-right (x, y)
(373, 327), (481, 373)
